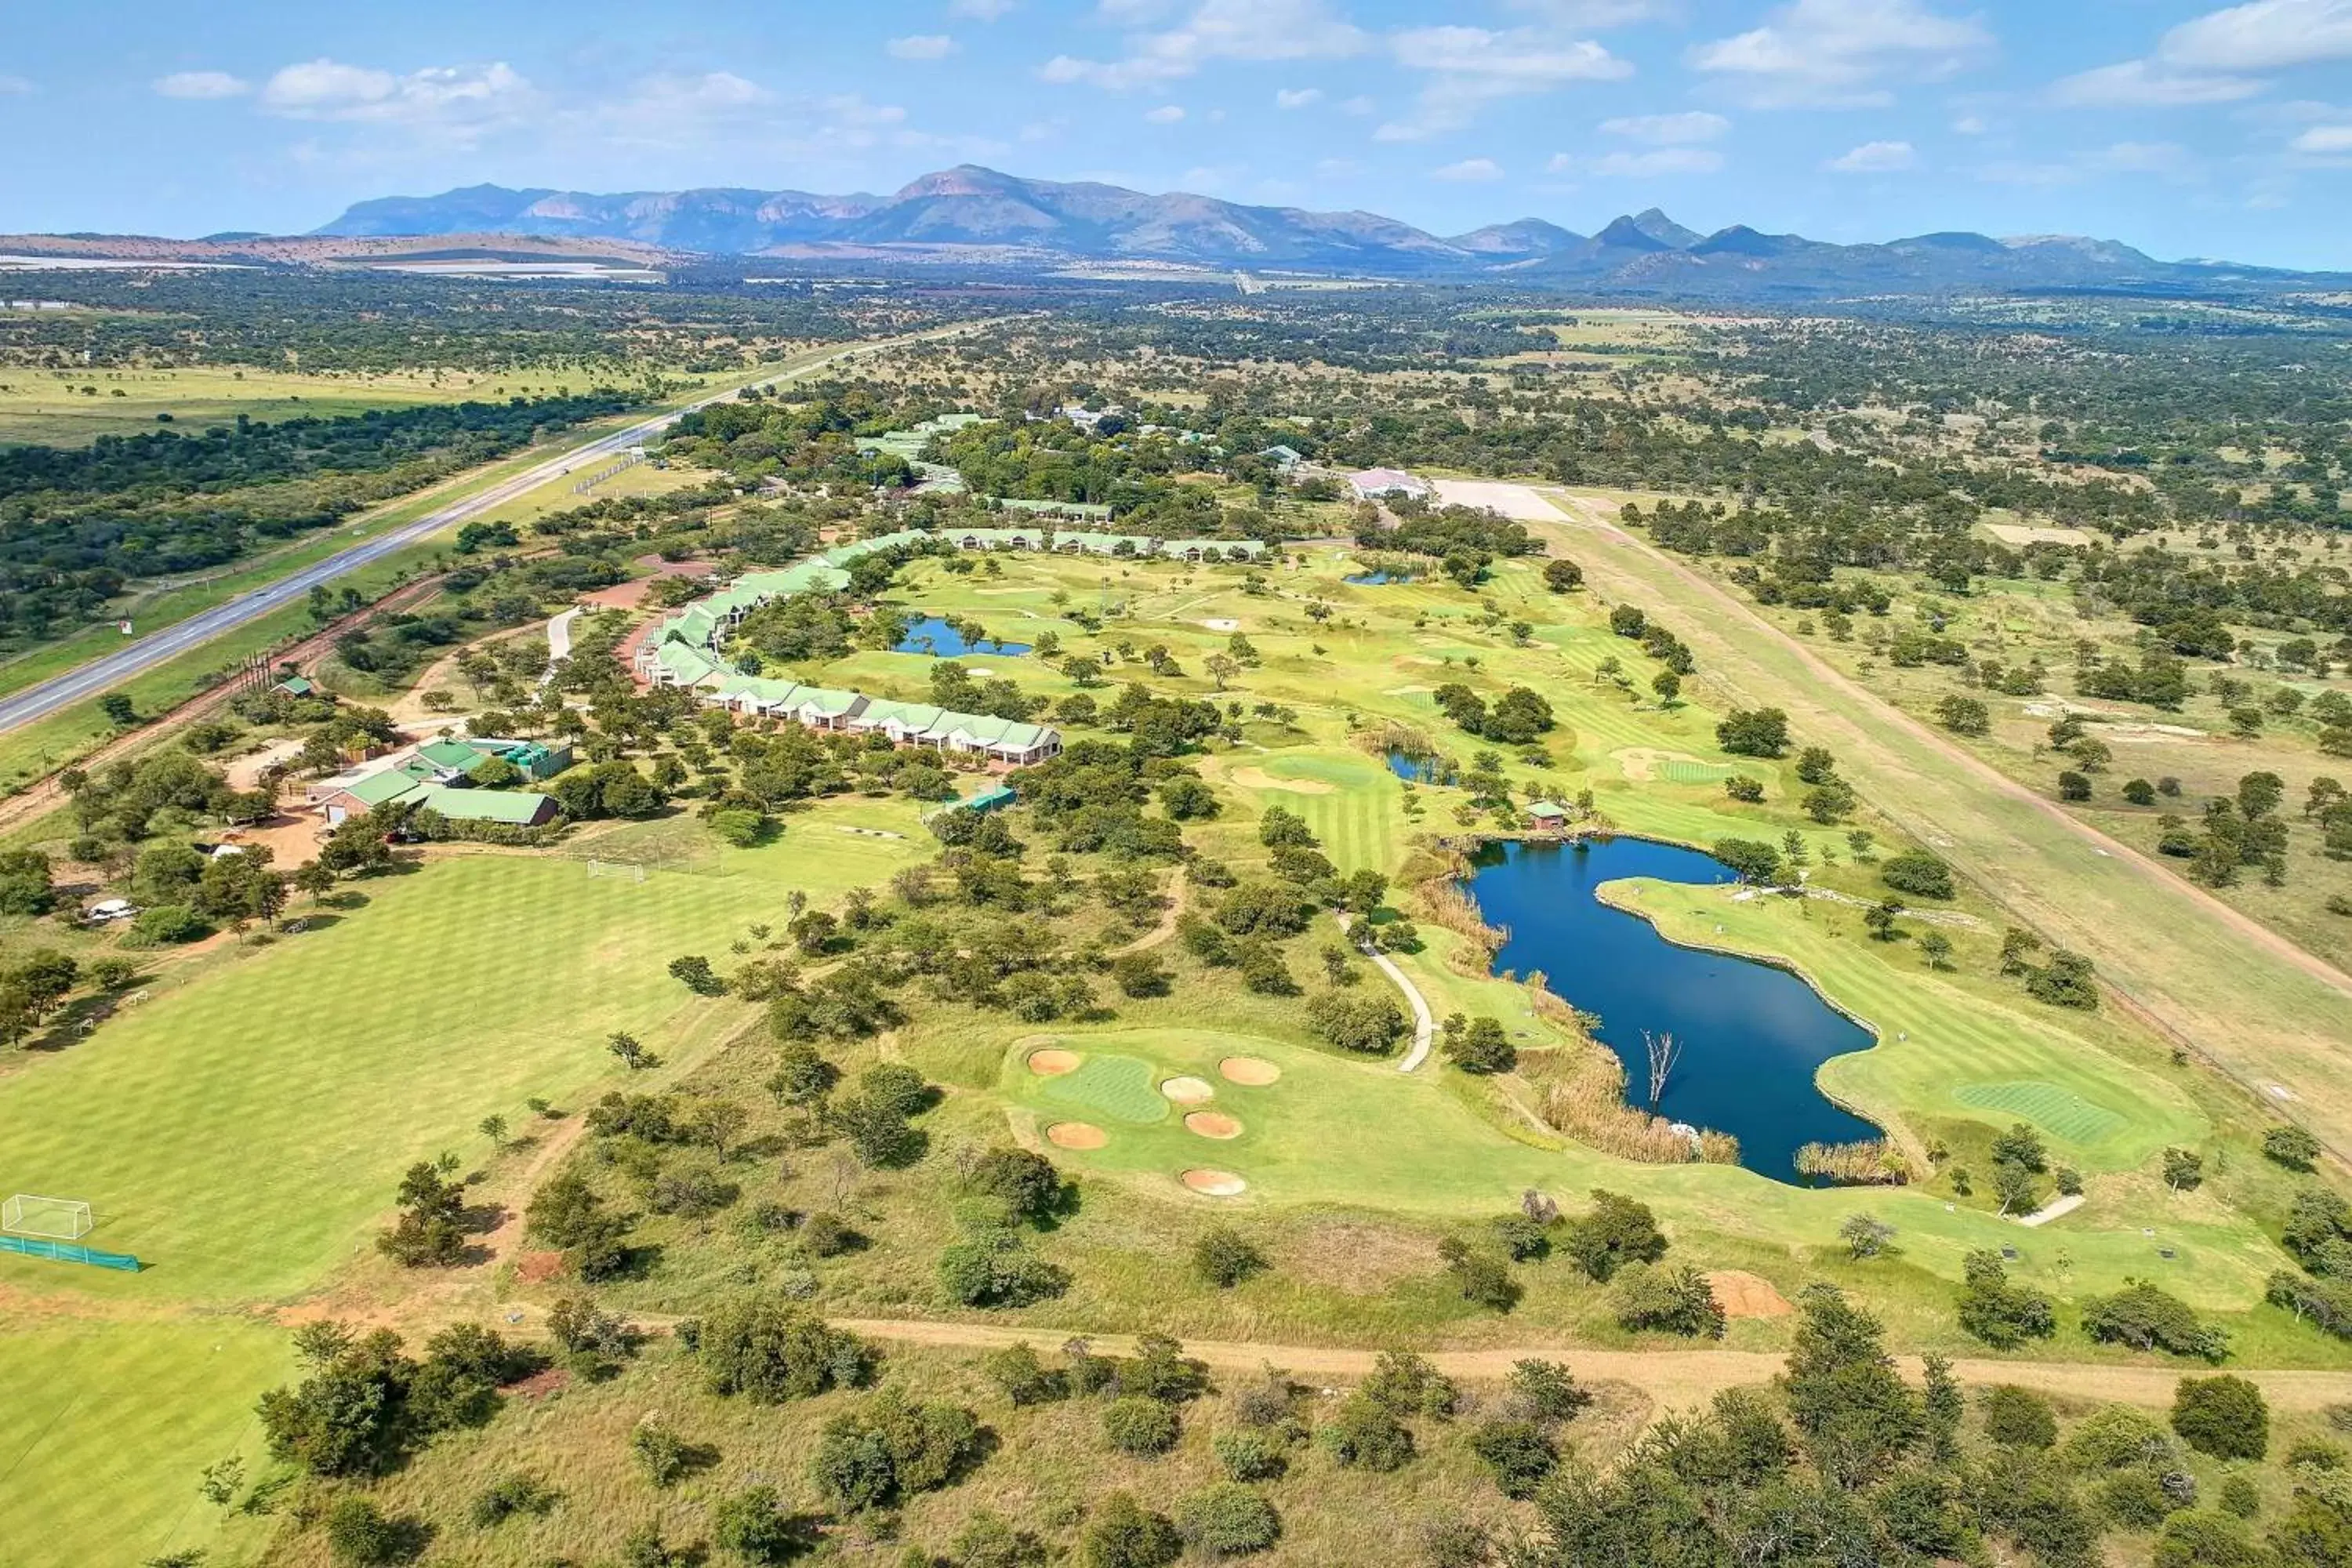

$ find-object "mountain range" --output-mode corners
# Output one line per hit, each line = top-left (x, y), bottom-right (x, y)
(306, 163), (2339, 297)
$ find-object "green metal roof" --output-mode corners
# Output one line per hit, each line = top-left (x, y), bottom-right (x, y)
(416, 739), (487, 770)
(410, 784), (557, 824)
(339, 771), (426, 808)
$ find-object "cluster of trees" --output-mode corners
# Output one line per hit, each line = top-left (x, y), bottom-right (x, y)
(1432, 681), (1555, 745)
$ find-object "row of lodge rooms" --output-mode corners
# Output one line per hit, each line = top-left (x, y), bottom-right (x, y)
(945, 527), (1268, 563)
(632, 528), (1068, 768)
(304, 735), (572, 827)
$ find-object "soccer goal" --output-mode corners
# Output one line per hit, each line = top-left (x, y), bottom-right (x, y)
(586, 858), (648, 884)
(3, 1194), (94, 1240)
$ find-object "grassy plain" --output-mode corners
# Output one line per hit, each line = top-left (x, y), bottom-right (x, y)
(0, 365), (514, 446)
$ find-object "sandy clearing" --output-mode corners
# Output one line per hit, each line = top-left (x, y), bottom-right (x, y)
(1431, 478), (1572, 521)
(1181, 1169), (1248, 1196)
(1185, 1111), (1243, 1140)
(1161, 1075), (1215, 1105)
(1230, 765), (1336, 795)
(1200, 617), (1240, 632)
(1983, 523), (2096, 547)
(1706, 1270), (1794, 1319)
(1047, 1121), (1108, 1149)
(1027, 1047), (1081, 1076)
(1219, 1056), (1281, 1086)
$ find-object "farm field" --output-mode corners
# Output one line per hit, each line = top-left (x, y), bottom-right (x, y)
(0, 365), (517, 446)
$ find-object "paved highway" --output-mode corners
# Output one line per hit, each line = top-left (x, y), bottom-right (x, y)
(0, 338), (897, 737)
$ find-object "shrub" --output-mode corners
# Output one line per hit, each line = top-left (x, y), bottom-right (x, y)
(1104, 1396), (1181, 1455)
(1080, 1492), (1181, 1568)
(1214, 1427), (1290, 1481)
(1983, 1385), (2057, 1449)
(468, 1472), (559, 1527)
(2263, 1125), (2323, 1171)
(696, 1300), (871, 1402)
(809, 1390), (981, 1511)
(968, 1147), (1065, 1222)
(946, 1510), (1046, 1568)
(1562, 1189), (1668, 1282)
(1319, 1392), (1414, 1471)
(1880, 851), (1955, 900)
(323, 1497), (422, 1566)
(2172, 1375), (2268, 1460)
(1360, 1349), (1456, 1417)
(1305, 990), (1407, 1054)
(2085, 1283), (2227, 1361)
(1507, 1359), (1592, 1424)
(2098, 1468), (2179, 1529)
(1956, 1250), (2056, 1348)
(711, 1484), (808, 1563)
(1610, 1262), (1726, 1339)
(2063, 1405), (2173, 1471)
(1173, 1483), (1282, 1556)
(2153, 1511), (2267, 1568)
(1468, 1417), (1557, 1499)
(1711, 837), (1782, 884)
(982, 1342), (1068, 1406)
(1193, 1225), (1269, 1287)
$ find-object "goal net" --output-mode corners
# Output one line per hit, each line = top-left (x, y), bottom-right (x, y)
(586, 859), (648, 883)
(3, 1194), (93, 1240)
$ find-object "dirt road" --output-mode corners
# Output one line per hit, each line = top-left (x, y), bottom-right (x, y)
(827, 1316), (2352, 1414)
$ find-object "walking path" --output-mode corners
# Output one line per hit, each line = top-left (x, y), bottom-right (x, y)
(539, 607), (579, 686)
(1344, 913), (1436, 1072)
(2016, 1193), (2085, 1228)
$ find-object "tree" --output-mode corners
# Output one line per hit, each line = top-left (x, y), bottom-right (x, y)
(2163, 1148), (2205, 1192)
(1782, 1286), (1920, 1488)
(667, 954), (722, 994)
(1717, 707), (1791, 757)
(711, 1484), (808, 1563)
(2263, 1125), (2323, 1171)
(1955, 1250), (2055, 1348)
(969, 1147), (1064, 1222)
(1563, 1190), (1668, 1282)
(809, 1389), (980, 1511)
(1171, 1484), (1280, 1555)
(1919, 932), (1954, 970)
(1194, 1225), (1268, 1287)
(2172, 1375), (2267, 1460)
(322, 1497), (421, 1566)
(608, 1031), (653, 1070)
(1319, 1393), (1414, 1472)
(98, 691), (137, 728)
(1880, 851), (1955, 900)
(1305, 990), (1407, 1054)
(377, 1160), (470, 1268)
(1839, 1213), (1896, 1259)
(1470, 1419), (1559, 1499)
(1641, 1029), (1681, 1109)
(1611, 1263), (1726, 1338)
(1544, 558), (1584, 593)
(524, 1170), (633, 1279)
(1936, 695), (1990, 736)
(1443, 1014), (1515, 1073)
(2083, 1283), (2227, 1361)
(1712, 837), (1782, 884)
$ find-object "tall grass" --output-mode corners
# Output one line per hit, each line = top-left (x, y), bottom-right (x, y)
(1512, 979), (1740, 1167)
(1352, 718), (1435, 761)
(1794, 1139), (1913, 1185)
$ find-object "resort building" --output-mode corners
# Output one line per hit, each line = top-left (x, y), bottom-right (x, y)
(1348, 467), (1432, 502)
(306, 735), (570, 826)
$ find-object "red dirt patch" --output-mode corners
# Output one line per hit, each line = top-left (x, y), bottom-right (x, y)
(1160, 1075), (1214, 1105)
(1181, 1169), (1247, 1196)
(1218, 1056), (1281, 1086)
(1184, 1112), (1243, 1140)
(516, 1249), (565, 1284)
(1706, 1269), (1793, 1319)
(1046, 1121), (1108, 1149)
(1028, 1047), (1081, 1076)
(506, 1366), (572, 1401)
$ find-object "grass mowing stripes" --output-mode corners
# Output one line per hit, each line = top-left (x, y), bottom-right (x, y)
(1953, 1080), (2129, 1145)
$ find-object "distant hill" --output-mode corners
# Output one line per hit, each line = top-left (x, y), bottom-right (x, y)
(82, 163), (2352, 298)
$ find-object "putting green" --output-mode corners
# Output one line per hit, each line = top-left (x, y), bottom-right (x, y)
(1953, 1080), (2128, 1145)
(1033, 1055), (1171, 1124)
(1658, 759), (1738, 783)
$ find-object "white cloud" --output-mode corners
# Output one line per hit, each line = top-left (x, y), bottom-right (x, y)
(1042, 0), (1367, 90)
(2291, 122), (2352, 151)
(949, 0), (1018, 17)
(887, 34), (960, 60)
(1690, 0), (1992, 108)
(0, 75), (31, 96)
(1549, 147), (1724, 176)
(1339, 94), (1375, 114)
(1598, 110), (1730, 143)
(258, 59), (537, 146)
(1275, 86), (1324, 108)
(1826, 138), (1917, 171)
(154, 71), (250, 100)
(2049, 60), (2264, 107)
(2158, 0), (2352, 71)
(1951, 114), (1987, 133)
(1506, 0), (1668, 21)
(1144, 103), (1186, 122)
(1377, 25), (1632, 140)
(1977, 140), (2198, 186)
(1433, 156), (1504, 180)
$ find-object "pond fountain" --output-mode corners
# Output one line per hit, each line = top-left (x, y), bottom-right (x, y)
(1465, 837), (1881, 1182)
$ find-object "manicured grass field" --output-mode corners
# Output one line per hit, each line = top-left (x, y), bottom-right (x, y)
(1954, 1080), (2129, 1145)
(0, 811), (924, 1305)
(1034, 1054), (1174, 1124)
(0, 1318), (292, 1568)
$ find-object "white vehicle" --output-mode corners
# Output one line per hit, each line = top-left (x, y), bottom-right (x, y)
(83, 898), (137, 923)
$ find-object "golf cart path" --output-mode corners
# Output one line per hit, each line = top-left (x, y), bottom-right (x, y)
(540, 606), (579, 685)
(1342, 913), (1436, 1071)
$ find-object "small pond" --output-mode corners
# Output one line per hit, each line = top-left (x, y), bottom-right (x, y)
(894, 615), (1032, 658)
(1345, 570), (1416, 585)
(1465, 836), (1881, 1182)
(1385, 750), (1450, 784)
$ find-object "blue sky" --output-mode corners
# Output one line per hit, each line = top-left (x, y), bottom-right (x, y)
(5, 1), (2351, 266)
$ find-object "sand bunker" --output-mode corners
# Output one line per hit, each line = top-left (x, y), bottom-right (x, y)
(1184, 1112), (1243, 1140)
(1181, 1169), (1248, 1196)
(1200, 617), (1240, 632)
(1705, 1270), (1794, 1319)
(1160, 1075), (1215, 1105)
(1218, 1056), (1281, 1086)
(1229, 766), (1334, 796)
(1027, 1047), (1081, 1076)
(1047, 1121), (1108, 1150)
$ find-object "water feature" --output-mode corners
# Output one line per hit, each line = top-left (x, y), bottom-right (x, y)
(1345, 570), (1416, 585)
(1465, 837), (1880, 1182)
(1385, 750), (1449, 784)
(893, 615), (1032, 658)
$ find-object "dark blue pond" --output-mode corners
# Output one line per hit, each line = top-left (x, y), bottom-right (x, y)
(1386, 750), (1449, 784)
(1465, 837), (1881, 1182)
(1345, 570), (1416, 585)
(894, 615), (1031, 657)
